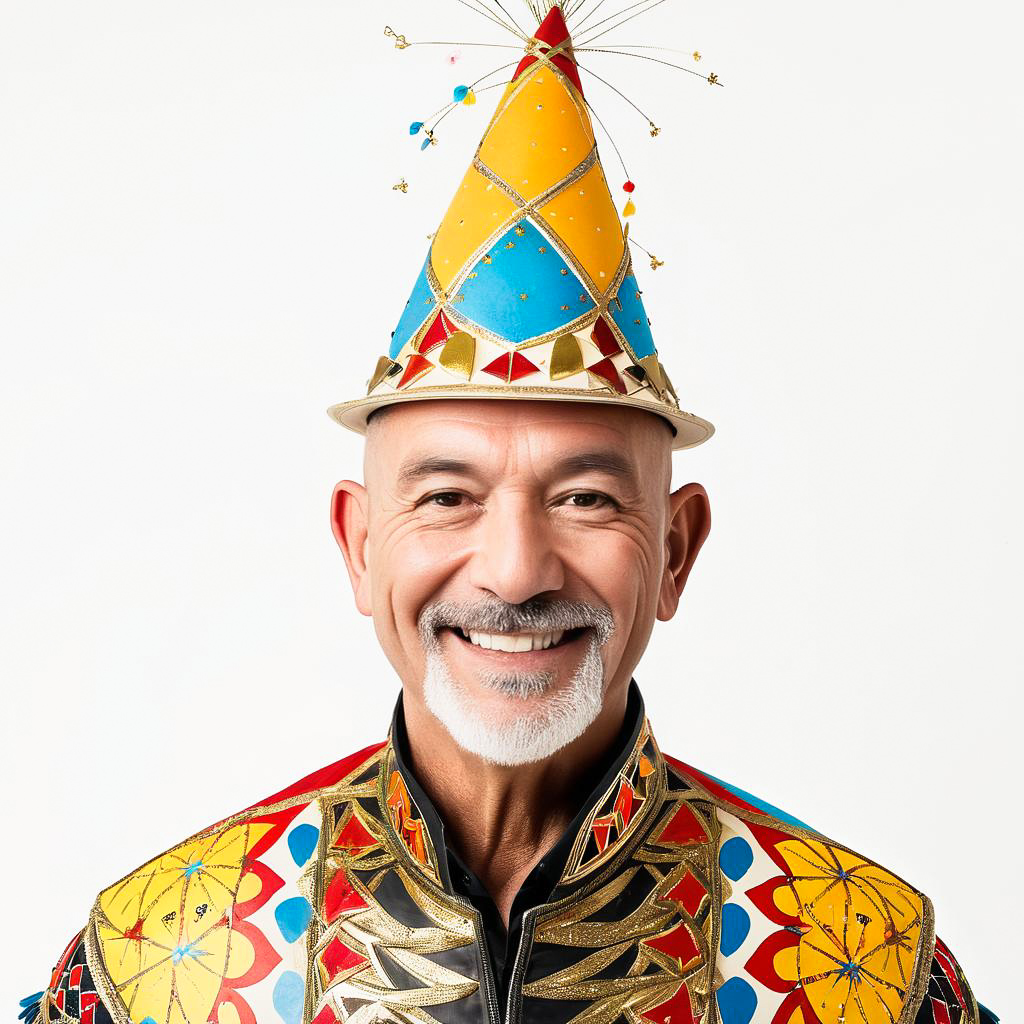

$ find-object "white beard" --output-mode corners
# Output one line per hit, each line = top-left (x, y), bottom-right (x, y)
(421, 636), (606, 767)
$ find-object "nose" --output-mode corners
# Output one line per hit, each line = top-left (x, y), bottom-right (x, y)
(467, 493), (566, 605)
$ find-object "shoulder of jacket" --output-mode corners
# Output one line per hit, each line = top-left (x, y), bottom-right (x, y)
(662, 751), (936, 1024)
(37, 740), (386, 1024)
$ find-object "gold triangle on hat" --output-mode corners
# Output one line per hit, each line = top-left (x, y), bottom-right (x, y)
(438, 331), (477, 379)
(637, 354), (666, 395)
(550, 333), (584, 379)
(368, 356), (403, 392)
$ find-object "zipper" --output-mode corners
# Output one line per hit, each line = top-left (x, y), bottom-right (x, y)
(503, 907), (538, 1024)
(446, 892), (502, 1024)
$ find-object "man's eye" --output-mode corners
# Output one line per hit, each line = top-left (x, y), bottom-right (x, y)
(425, 492), (464, 508)
(564, 492), (611, 509)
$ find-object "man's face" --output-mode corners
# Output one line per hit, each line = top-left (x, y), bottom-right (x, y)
(332, 399), (708, 764)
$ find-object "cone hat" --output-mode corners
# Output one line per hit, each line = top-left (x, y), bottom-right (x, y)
(329, 6), (713, 449)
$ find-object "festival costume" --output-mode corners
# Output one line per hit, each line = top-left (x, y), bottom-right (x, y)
(23, 6), (995, 1024)
(25, 685), (988, 1024)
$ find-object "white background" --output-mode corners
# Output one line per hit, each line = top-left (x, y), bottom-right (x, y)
(1, 0), (1020, 1016)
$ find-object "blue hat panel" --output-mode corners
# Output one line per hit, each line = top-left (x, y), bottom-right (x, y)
(608, 271), (656, 359)
(390, 256), (438, 359)
(455, 221), (596, 344)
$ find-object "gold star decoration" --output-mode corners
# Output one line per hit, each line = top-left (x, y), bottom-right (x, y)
(648, 122), (661, 137)
(384, 25), (410, 49)
(692, 50), (702, 61)
(649, 255), (665, 271)
(707, 72), (719, 85)
(392, 178), (408, 193)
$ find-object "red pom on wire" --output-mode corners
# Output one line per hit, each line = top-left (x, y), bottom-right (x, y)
(622, 181), (636, 193)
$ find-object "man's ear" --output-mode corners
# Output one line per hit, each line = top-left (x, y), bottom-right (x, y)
(657, 482), (711, 621)
(330, 480), (373, 617)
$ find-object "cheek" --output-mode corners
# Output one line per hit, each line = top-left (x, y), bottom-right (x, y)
(561, 517), (660, 574)
(577, 533), (663, 674)
(560, 527), (659, 618)
(371, 525), (473, 626)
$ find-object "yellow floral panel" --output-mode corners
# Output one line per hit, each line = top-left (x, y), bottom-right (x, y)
(478, 66), (594, 202)
(93, 823), (273, 1024)
(779, 838), (925, 1024)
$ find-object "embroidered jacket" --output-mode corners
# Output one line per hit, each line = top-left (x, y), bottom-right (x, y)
(27, 699), (989, 1024)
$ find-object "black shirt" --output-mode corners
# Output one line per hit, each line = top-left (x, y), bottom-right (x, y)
(389, 681), (646, 1005)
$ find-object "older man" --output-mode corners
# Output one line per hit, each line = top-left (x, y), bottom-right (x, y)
(23, 5), (991, 1024)
(331, 398), (707, 928)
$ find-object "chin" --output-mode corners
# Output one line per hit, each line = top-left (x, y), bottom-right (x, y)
(421, 641), (606, 767)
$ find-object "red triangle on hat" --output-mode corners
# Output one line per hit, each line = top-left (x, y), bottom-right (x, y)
(482, 351), (540, 383)
(398, 354), (433, 388)
(588, 356), (627, 394)
(418, 310), (456, 354)
(591, 316), (622, 357)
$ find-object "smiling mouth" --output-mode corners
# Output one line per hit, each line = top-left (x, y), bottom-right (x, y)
(446, 626), (587, 653)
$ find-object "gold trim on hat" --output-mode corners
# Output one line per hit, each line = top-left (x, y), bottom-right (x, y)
(328, 383), (714, 451)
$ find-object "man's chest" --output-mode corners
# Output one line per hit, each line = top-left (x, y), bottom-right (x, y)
(310, 765), (722, 1024)
(75, 740), (934, 1024)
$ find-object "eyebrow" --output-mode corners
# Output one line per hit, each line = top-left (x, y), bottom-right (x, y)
(396, 451), (638, 489)
(397, 457), (476, 488)
(553, 451), (638, 482)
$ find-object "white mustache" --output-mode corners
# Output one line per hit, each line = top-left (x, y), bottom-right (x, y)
(418, 597), (615, 648)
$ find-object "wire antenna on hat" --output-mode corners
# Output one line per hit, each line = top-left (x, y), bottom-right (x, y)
(392, 0), (721, 163)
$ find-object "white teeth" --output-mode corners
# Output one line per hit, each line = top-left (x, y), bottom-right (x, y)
(465, 629), (565, 652)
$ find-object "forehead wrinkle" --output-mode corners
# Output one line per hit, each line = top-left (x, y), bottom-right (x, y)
(364, 401), (672, 497)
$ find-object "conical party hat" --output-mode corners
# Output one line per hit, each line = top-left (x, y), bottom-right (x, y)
(329, 6), (714, 449)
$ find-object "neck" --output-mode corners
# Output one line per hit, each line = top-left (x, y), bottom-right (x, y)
(400, 684), (631, 927)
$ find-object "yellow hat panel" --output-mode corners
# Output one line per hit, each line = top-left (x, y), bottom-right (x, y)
(536, 161), (624, 293)
(478, 65), (594, 202)
(431, 165), (520, 293)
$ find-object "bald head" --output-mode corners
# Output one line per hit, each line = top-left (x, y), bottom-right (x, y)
(330, 395), (709, 761)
